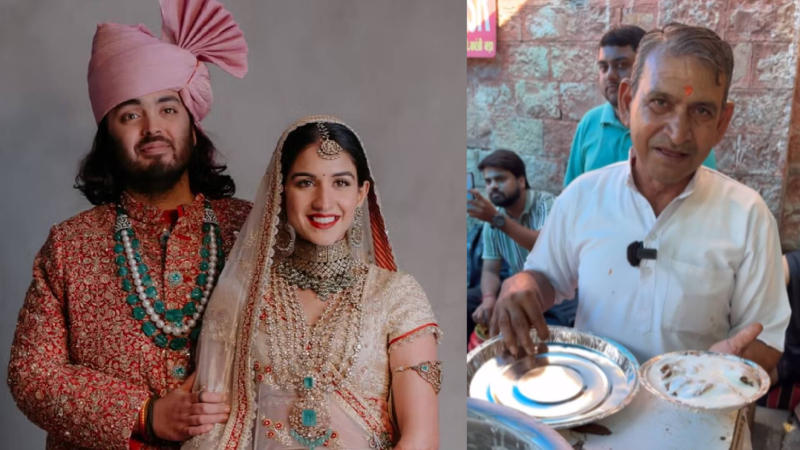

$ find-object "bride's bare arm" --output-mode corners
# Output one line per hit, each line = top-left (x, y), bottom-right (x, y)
(389, 333), (439, 450)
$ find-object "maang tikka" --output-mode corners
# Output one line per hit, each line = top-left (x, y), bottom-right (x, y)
(316, 122), (344, 159)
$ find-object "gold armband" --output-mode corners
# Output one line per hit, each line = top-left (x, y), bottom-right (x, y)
(394, 360), (442, 394)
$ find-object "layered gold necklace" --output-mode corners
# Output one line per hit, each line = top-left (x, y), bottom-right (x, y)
(263, 238), (368, 449)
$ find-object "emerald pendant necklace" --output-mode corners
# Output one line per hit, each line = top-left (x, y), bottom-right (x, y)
(113, 200), (224, 351)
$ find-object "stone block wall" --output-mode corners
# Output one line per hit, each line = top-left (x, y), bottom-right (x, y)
(467, 0), (800, 249)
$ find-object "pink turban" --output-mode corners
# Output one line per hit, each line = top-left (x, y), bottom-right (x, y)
(87, 0), (247, 124)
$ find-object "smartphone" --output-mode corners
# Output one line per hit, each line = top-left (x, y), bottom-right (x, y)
(467, 172), (475, 200)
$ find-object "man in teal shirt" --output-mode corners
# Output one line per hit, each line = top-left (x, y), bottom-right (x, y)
(564, 25), (716, 187)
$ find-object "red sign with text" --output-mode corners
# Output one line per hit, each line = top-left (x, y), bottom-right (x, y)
(467, 0), (497, 58)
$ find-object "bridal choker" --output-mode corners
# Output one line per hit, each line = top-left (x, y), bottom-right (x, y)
(276, 238), (360, 301)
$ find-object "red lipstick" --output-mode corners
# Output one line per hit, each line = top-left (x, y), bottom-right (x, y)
(307, 214), (340, 229)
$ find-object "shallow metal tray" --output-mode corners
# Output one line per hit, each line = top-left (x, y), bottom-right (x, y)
(467, 326), (639, 429)
(467, 398), (572, 450)
(640, 350), (770, 413)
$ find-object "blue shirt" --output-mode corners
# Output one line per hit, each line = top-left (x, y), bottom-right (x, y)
(482, 189), (554, 273)
(563, 102), (717, 187)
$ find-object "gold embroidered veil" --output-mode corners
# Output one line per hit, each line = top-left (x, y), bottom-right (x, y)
(186, 115), (398, 449)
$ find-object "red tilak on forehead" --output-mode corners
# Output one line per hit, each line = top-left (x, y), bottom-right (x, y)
(684, 85), (694, 96)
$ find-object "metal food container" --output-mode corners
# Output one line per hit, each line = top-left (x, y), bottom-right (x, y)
(639, 350), (770, 413)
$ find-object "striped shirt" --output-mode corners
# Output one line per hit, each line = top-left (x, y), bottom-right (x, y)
(482, 189), (554, 273)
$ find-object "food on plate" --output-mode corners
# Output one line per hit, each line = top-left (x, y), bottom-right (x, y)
(644, 352), (764, 409)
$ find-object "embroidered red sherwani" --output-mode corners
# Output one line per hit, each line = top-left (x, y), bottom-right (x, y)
(8, 194), (251, 450)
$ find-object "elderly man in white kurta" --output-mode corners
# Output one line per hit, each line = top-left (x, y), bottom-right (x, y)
(490, 23), (790, 373)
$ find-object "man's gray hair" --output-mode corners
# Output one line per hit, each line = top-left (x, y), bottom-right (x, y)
(630, 23), (734, 105)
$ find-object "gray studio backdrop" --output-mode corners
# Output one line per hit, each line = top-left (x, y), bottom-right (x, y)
(0, 1), (466, 448)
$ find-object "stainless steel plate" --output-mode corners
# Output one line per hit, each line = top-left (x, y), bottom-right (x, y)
(467, 398), (572, 450)
(467, 326), (639, 429)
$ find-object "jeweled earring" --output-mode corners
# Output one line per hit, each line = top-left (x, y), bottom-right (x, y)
(348, 206), (363, 248)
(275, 217), (296, 254)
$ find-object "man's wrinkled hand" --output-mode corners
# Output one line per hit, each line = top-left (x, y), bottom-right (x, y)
(151, 372), (230, 442)
(709, 322), (763, 356)
(489, 271), (549, 357)
(467, 190), (497, 223)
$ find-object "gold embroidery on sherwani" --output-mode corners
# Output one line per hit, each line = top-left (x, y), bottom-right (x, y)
(8, 195), (250, 450)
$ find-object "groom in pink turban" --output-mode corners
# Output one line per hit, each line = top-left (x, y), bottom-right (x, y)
(8, 1), (252, 448)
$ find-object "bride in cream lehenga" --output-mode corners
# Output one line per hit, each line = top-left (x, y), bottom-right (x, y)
(184, 115), (441, 450)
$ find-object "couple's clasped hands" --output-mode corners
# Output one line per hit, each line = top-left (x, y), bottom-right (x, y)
(150, 373), (229, 442)
(490, 271), (766, 360)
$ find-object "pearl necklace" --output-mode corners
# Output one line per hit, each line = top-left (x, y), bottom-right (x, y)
(113, 201), (223, 351)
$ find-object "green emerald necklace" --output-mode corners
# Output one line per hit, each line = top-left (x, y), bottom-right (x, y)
(113, 201), (224, 351)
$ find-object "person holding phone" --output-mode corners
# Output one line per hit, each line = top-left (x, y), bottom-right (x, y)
(467, 149), (565, 330)
(467, 172), (475, 200)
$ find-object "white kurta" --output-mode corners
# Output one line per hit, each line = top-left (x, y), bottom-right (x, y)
(525, 160), (790, 363)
